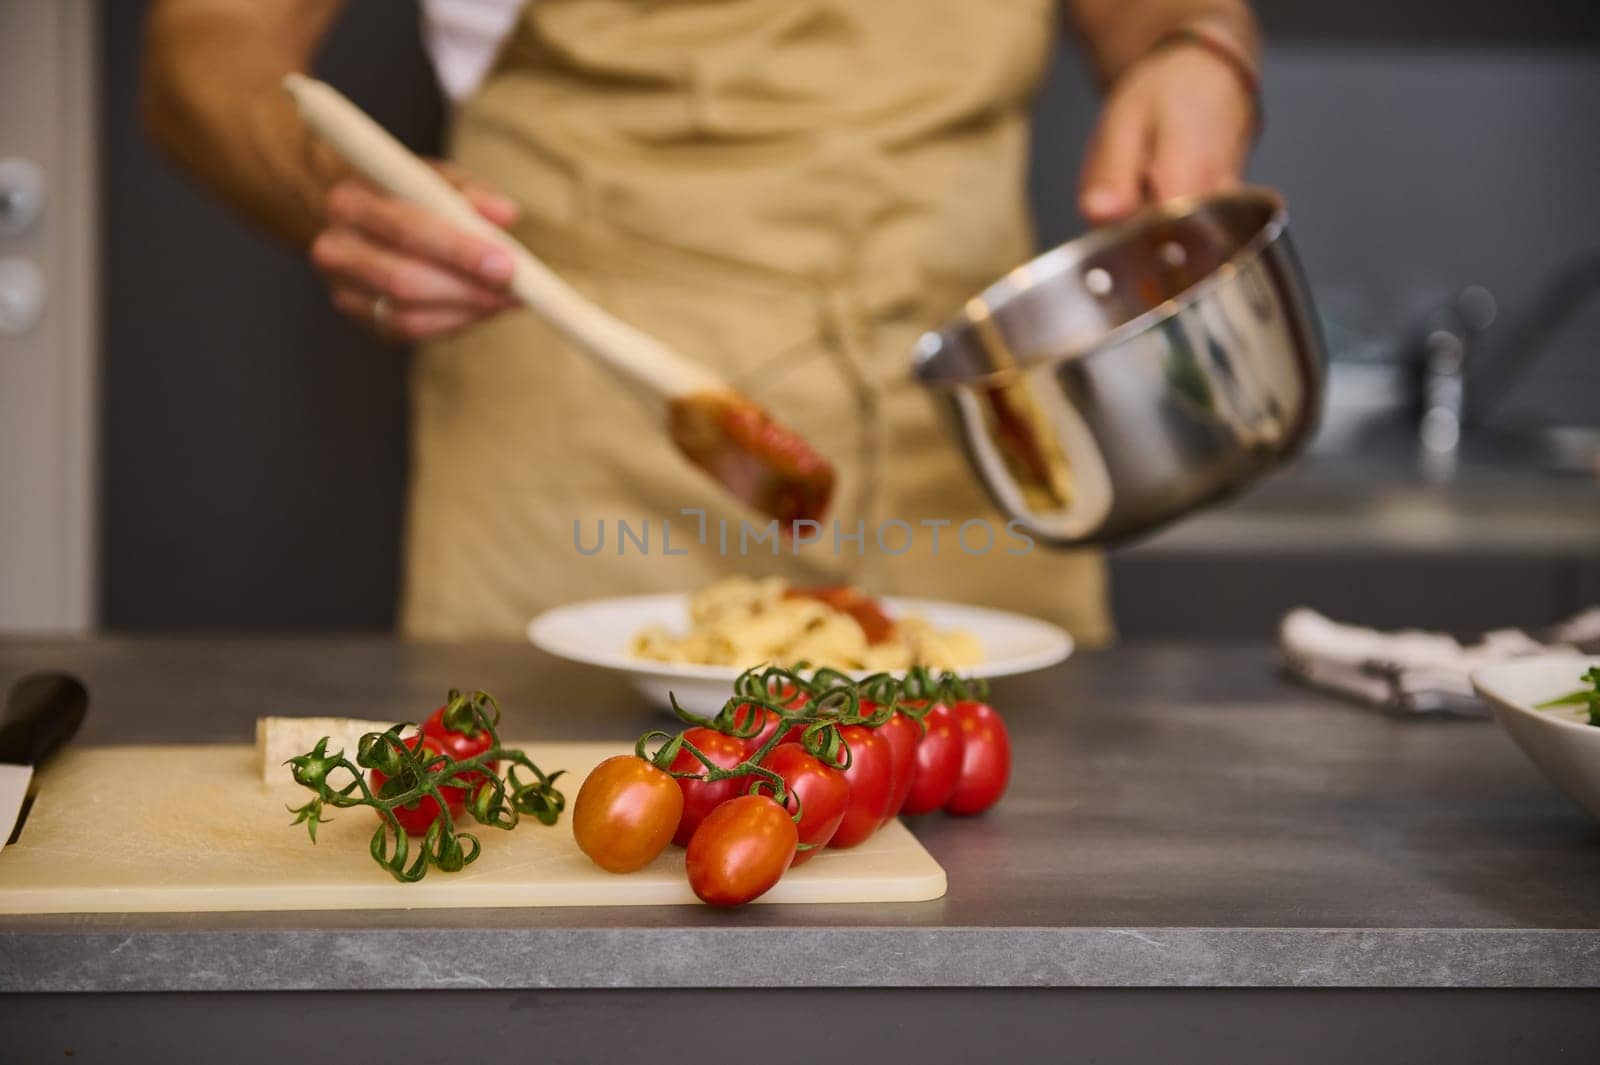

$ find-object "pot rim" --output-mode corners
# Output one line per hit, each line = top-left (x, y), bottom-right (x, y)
(914, 185), (1291, 389)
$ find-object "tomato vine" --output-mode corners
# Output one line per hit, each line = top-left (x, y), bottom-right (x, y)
(285, 689), (565, 882)
(632, 663), (975, 848)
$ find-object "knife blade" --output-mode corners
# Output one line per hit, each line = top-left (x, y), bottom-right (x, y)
(0, 672), (89, 851)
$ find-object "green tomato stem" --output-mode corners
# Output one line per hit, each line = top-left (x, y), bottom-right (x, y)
(287, 689), (565, 883)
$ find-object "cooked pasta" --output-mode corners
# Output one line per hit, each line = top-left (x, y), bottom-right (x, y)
(630, 576), (982, 672)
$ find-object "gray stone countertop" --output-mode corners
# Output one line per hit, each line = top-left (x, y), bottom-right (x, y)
(1, 636), (1597, 992)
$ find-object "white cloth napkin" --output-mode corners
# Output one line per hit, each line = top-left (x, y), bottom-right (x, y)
(1279, 606), (1600, 715)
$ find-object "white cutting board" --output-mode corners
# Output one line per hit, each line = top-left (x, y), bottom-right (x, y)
(0, 743), (946, 914)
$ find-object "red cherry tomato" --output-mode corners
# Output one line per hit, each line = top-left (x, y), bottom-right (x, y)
(827, 724), (894, 848)
(572, 755), (685, 873)
(869, 701), (920, 824)
(731, 684), (810, 751)
(669, 727), (750, 846)
(945, 700), (1011, 816)
(420, 704), (500, 799)
(730, 703), (785, 757)
(685, 794), (799, 907)
(420, 704), (492, 760)
(369, 734), (465, 836)
(759, 742), (848, 865)
(899, 701), (963, 815)
(776, 716), (829, 748)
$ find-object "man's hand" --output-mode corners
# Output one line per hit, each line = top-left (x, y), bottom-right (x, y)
(143, 1), (524, 342)
(1078, 43), (1256, 224)
(1066, 0), (1261, 225)
(310, 165), (522, 341)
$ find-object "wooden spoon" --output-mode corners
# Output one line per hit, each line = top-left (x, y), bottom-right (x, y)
(283, 74), (834, 526)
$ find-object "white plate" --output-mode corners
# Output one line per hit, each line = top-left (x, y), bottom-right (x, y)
(1472, 654), (1600, 822)
(528, 594), (1073, 715)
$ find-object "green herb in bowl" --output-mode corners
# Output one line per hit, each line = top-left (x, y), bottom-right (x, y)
(1537, 667), (1600, 726)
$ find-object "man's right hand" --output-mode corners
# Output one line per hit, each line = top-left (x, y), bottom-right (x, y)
(310, 164), (522, 341)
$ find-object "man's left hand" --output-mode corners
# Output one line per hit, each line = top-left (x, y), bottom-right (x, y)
(1078, 43), (1257, 224)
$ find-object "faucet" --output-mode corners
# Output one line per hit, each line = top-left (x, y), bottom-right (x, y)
(1415, 285), (1496, 480)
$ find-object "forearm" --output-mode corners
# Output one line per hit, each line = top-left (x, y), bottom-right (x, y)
(140, 0), (347, 248)
(1064, 0), (1259, 85)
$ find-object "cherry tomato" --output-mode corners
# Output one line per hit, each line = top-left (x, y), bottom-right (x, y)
(776, 718), (816, 748)
(669, 727), (750, 846)
(686, 794), (799, 907)
(369, 734), (465, 836)
(731, 683), (808, 753)
(759, 742), (848, 865)
(420, 704), (492, 760)
(776, 687), (827, 749)
(730, 703), (784, 756)
(869, 701), (920, 825)
(827, 724), (894, 848)
(945, 700), (1011, 816)
(421, 704), (500, 798)
(899, 701), (963, 815)
(572, 755), (684, 873)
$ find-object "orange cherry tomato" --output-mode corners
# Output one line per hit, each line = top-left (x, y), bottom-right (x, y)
(572, 755), (684, 873)
(685, 794), (799, 907)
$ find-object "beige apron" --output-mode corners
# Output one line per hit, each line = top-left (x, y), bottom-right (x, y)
(402, 0), (1112, 645)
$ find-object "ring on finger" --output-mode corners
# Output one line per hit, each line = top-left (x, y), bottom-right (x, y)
(372, 294), (393, 332)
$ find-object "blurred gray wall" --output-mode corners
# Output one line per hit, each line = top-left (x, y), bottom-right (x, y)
(1034, 36), (1600, 428)
(99, 1), (1600, 633)
(100, 0), (439, 630)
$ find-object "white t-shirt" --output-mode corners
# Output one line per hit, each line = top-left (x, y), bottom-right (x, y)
(419, 0), (525, 101)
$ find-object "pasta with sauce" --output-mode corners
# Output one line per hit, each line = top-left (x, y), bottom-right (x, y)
(630, 576), (982, 672)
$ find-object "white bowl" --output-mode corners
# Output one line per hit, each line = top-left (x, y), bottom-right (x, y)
(1472, 655), (1600, 821)
(528, 594), (1073, 715)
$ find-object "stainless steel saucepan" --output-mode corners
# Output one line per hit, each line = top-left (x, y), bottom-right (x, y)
(913, 187), (1325, 547)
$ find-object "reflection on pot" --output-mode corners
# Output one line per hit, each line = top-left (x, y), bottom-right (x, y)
(914, 187), (1325, 547)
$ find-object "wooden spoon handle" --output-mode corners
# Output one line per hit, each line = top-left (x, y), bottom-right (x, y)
(283, 74), (721, 404)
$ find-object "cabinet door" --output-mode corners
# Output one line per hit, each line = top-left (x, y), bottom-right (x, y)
(0, 1), (96, 634)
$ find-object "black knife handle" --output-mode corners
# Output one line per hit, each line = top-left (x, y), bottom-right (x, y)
(0, 672), (89, 766)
